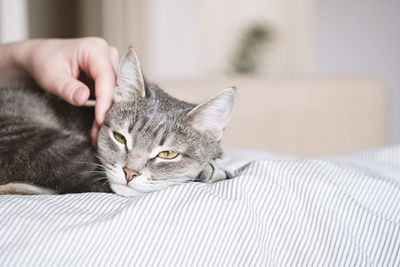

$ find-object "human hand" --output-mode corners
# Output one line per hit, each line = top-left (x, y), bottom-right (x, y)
(17, 37), (119, 145)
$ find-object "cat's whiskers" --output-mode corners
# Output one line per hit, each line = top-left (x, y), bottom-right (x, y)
(94, 156), (114, 170)
(70, 161), (104, 168)
(77, 170), (106, 175)
(60, 154), (106, 171)
(91, 176), (108, 182)
(89, 176), (110, 187)
(63, 168), (106, 183)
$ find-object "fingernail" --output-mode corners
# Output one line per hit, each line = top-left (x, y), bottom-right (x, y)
(73, 87), (88, 105)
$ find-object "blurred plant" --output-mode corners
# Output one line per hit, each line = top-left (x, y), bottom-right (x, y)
(231, 23), (273, 75)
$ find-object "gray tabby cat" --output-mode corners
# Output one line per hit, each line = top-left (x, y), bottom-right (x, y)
(0, 48), (236, 197)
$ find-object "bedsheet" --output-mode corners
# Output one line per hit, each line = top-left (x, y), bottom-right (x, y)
(1, 147), (399, 266)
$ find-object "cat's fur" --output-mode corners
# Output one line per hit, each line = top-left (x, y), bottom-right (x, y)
(0, 85), (110, 194)
(0, 48), (236, 197)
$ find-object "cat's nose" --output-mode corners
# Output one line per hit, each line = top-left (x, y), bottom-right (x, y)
(123, 167), (141, 183)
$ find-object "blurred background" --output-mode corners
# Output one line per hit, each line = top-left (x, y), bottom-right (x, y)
(0, 0), (399, 154)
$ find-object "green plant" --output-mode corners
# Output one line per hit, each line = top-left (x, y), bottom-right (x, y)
(231, 23), (272, 74)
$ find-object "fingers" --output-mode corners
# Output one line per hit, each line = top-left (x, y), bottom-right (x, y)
(76, 40), (119, 145)
(81, 43), (118, 125)
(90, 121), (100, 148)
(94, 72), (114, 125)
(62, 79), (91, 106)
(95, 46), (119, 125)
(23, 37), (119, 145)
(89, 45), (118, 146)
(42, 72), (91, 106)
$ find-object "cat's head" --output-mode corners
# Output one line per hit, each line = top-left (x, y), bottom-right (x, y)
(97, 48), (236, 197)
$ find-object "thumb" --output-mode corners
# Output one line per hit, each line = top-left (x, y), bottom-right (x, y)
(57, 78), (90, 106)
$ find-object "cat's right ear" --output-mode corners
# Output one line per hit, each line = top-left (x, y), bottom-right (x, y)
(114, 47), (146, 102)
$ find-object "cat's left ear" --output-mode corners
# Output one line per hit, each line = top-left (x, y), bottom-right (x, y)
(187, 87), (237, 141)
(114, 47), (146, 102)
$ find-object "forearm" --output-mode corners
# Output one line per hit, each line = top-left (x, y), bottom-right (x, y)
(0, 40), (35, 83)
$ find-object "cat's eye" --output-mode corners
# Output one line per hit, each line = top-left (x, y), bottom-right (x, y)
(157, 151), (179, 159)
(113, 131), (126, 144)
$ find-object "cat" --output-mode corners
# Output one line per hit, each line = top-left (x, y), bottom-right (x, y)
(0, 47), (237, 197)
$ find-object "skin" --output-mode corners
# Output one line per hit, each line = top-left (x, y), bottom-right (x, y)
(0, 37), (119, 145)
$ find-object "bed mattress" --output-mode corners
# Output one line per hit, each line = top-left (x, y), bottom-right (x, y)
(1, 147), (399, 266)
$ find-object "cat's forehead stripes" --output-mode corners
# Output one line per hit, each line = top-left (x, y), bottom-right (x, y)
(159, 130), (169, 146)
(136, 116), (149, 133)
(152, 124), (163, 139)
(128, 120), (135, 133)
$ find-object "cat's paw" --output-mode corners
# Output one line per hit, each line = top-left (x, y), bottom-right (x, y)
(200, 161), (235, 183)
(207, 168), (235, 183)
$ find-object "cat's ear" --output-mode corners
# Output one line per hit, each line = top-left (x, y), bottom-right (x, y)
(187, 87), (237, 141)
(114, 47), (146, 102)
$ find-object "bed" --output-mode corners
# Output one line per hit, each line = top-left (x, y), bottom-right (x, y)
(1, 77), (398, 266)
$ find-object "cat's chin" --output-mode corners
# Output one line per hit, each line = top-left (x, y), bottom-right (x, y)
(110, 183), (143, 197)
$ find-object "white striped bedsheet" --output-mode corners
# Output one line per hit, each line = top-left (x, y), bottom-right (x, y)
(0, 146), (399, 266)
